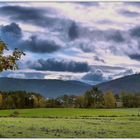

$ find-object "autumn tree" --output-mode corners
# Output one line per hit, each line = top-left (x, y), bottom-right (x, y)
(37, 95), (46, 108)
(0, 40), (25, 72)
(104, 92), (116, 108)
(75, 95), (85, 108)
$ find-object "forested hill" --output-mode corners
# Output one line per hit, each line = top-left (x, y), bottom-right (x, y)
(0, 77), (91, 98)
(96, 73), (140, 94)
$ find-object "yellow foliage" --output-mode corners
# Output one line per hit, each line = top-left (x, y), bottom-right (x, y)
(104, 92), (116, 108)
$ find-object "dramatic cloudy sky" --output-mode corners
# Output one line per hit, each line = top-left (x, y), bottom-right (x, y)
(0, 2), (140, 85)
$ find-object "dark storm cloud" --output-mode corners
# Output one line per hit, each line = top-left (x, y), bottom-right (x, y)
(0, 5), (126, 44)
(81, 28), (125, 43)
(28, 58), (90, 72)
(130, 26), (140, 37)
(0, 22), (61, 53)
(0, 22), (22, 44)
(19, 35), (61, 53)
(68, 22), (79, 40)
(118, 9), (140, 17)
(106, 30), (125, 43)
(77, 28), (125, 53)
(0, 6), (48, 27)
(0, 5), (55, 22)
(13, 15), (63, 28)
(0, 5), (45, 15)
(0, 5), (72, 29)
(128, 54), (140, 61)
(1, 22), (22, 37)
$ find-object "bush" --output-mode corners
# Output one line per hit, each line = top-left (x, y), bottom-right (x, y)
(9, 111), (19, 117)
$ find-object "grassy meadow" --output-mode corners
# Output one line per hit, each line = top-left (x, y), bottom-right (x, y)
(0, 108), (140, 138)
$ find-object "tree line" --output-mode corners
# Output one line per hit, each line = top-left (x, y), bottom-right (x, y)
(0, 91), (46, 109)
(47, 87), (140, 108)
(0, 87), (139, 109)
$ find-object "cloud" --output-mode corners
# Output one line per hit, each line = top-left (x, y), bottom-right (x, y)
(121, 69), (134, 76)
(113, 68), (134, 78)
(97, 19), (114, 25)
(28, 58), (90, 72)
(82, 69), (107, 83)
(0, 3), (139, 83)
(91, 65), (126, 71)
(0, 5), (45, 16)
(0, 22), (22, 44)
(68, 22), (79, 40)
(130, 26), (140, 37)
(75, 39), (95, 52)
(79, 28), (125, 43)
(128, 54), (140, 61)
(0, 6), (49, 27)
(126, 2), (140, 7)
(106, 30), (125, 43)
(0, 71), (45, 79)
(75, 2), (99, 7)
(0, 23), (61, 54)
(19, 35), (61, 53)
(7, 73), (26, 79)
(94, 56), (105, 63)
(0, 5), (72, 29)
(118, 9), (140, 17)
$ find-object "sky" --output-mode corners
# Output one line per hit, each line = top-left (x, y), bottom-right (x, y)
(0, 2), (140, 85)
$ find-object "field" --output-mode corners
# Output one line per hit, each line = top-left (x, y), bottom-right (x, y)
(0, 108), (140, 138)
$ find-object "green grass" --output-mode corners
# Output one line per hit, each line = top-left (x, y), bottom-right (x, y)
(0, 108), (140, 138)
(0, 108), (139, 118)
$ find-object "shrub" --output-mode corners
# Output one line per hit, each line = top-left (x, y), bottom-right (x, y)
(9, 111), (19, 117)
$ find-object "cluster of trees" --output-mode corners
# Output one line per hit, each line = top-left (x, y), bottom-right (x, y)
(46, 87), (116, 108)
(120, 92), (140, 108)
(0, 87), (140, 109)
(0, 91), (46, 109)
(46, 87), (140, 108)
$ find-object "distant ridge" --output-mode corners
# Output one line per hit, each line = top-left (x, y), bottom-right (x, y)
(0, 77), (91, 98)
(96, 73), (140, 94)
(0, 73), (140, 98)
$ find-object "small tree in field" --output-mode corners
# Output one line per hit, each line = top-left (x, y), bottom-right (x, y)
(0, 40), (25, 72)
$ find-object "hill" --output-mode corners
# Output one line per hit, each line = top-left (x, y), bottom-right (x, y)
(0, 74), (140, 98)
(0, 77), (91, 98)
(96, 73), (140, 94)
